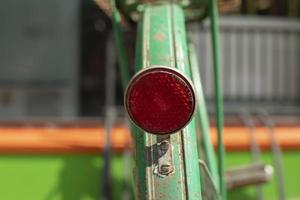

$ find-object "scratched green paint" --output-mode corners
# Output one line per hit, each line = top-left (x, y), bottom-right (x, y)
(132, 3), (202, 199)
(146, 6), (185, 200)
(172, 4), (203, 199)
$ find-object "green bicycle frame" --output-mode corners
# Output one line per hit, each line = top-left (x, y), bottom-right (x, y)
(133, 4), (202, 199)
(110, 0), (225, 199)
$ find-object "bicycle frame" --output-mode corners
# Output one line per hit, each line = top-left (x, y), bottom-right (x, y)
(110, 0), (225, 199)
(133, 4), (202, 199)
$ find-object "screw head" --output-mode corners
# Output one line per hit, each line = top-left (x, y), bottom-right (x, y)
(160, 163), (174, 175)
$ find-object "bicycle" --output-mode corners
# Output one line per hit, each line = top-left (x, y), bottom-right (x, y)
(95, 0), (272, 199)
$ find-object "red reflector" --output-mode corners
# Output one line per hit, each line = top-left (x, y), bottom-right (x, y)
(125, 66), (196, 135)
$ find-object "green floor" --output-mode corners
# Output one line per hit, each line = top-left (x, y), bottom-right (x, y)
(0, 151), (299, 200)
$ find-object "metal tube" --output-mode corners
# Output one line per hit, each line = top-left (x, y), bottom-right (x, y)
(132, 3), (202, 199)
(240, 112), (264, 200)
(110, 0), (130, 90)
(189, 42), (219, 186)
(258, 111), (286, 200)
(209, 0), (226, 199)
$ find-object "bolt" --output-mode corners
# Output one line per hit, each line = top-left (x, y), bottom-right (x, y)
(160, 163), (174, 175)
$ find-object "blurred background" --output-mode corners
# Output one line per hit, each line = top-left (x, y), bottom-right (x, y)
(0, 0), (299, 199)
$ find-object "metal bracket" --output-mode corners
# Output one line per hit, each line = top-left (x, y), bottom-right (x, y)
(199, 160), (221, 200)
(154, 135), (174, 177)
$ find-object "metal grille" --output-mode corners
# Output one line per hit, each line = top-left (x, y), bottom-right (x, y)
(190, 17), (300, 106)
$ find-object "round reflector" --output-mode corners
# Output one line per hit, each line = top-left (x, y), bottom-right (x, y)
(125, 66), (196, 135)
